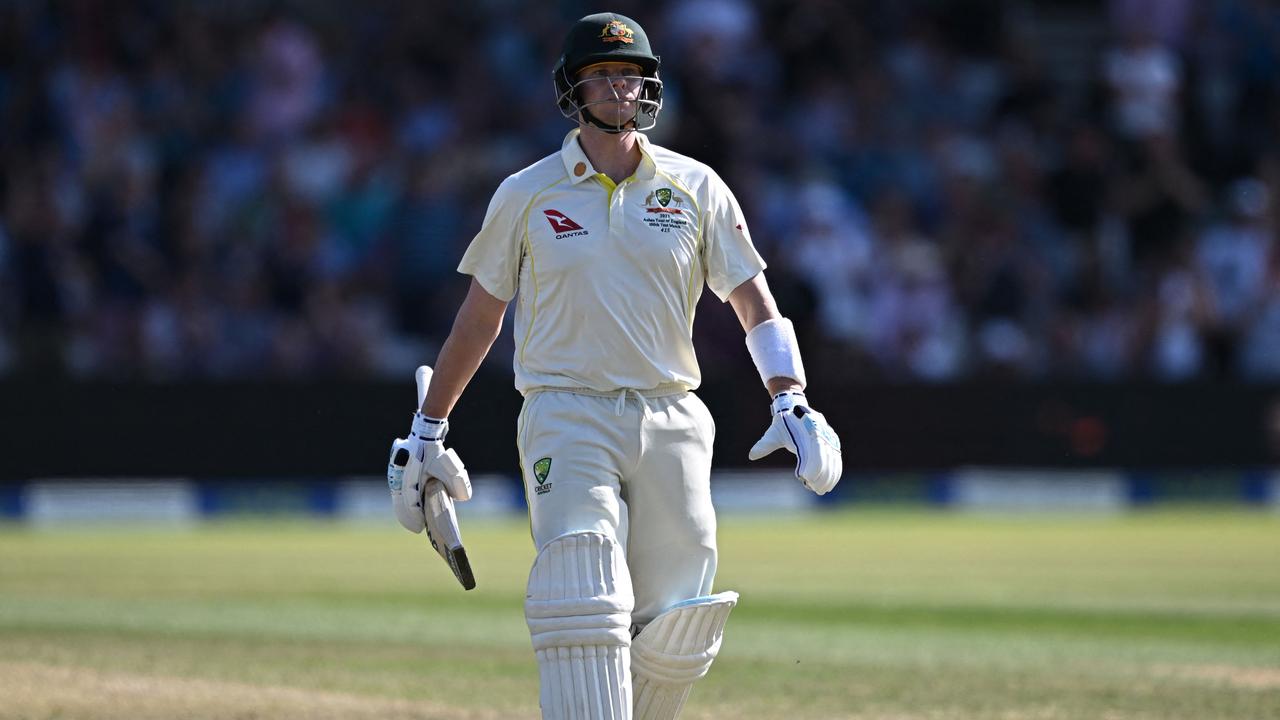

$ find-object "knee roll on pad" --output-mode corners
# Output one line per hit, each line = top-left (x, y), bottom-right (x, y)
(631, 591), (738, 720)
(526, 531), (635, 650)
(526, 531), (635, 719)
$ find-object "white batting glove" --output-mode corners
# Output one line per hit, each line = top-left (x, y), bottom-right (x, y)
(748, 391), (843, 495)
(387, 413), (472, 534)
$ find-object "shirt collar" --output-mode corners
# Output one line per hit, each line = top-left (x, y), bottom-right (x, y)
(560, 128), (658, 184)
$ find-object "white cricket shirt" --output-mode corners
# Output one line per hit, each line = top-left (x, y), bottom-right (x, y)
(458, 128), (766, 394)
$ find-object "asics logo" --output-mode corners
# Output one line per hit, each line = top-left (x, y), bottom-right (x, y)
(804, 415), (842, 452)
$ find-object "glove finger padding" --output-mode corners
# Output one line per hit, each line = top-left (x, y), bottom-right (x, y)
(388, 438), (425, 533)
(790, 407), (842, 495)
(419, 440), (473, 502)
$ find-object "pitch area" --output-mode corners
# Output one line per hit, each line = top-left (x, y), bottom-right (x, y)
(1, 509), (1277, 719)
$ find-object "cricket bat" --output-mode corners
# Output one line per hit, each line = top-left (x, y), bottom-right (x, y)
(392, 365), (476, 590)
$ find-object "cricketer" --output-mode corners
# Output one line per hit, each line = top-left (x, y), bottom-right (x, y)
(388, 12), (843, 720)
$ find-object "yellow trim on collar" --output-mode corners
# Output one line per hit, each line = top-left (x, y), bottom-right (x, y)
(560, 128), (657, 184)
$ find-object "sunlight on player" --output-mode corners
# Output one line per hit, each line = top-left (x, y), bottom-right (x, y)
(389, 11), (842, 720)
(572, 61), (645, 128)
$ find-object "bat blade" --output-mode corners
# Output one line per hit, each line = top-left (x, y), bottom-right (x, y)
(411, 365), (475, 590)
(423, 478), (476, 590)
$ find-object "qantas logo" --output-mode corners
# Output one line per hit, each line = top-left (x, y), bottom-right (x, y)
(543, 209), (585, 235)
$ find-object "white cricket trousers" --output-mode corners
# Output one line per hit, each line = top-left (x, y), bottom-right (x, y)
(518, 388), (718, 625)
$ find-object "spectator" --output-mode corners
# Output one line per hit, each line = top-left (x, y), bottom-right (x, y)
(1197, 177), (1275, 375)
(1102, 24), (1182, 141)
(0, 1), (1278, 384)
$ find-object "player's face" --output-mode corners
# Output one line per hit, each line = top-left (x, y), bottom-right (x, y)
(576, 62), (644, 127)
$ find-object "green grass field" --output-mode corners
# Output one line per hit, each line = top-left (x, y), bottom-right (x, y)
(2, 509), (1278, 719)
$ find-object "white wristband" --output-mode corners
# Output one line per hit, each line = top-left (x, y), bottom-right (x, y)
(745, 317), (807, 389)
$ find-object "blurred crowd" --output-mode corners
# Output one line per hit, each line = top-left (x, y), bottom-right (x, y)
(2, 0), (1279, 382)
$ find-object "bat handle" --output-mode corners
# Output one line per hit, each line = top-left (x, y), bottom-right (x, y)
(415, 365), (433, 409)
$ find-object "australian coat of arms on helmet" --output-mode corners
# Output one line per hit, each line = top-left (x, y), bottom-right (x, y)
(599, 19), (635, 44)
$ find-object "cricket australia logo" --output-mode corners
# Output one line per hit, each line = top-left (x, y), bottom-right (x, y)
(533, 457), (553, 495)
(642, 187), (690, 233)
(599, 20), (635, 44)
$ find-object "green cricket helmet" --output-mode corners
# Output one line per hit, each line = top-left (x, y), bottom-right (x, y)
(553, 12), (663, 133)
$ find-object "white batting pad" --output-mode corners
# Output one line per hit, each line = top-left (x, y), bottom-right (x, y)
(526, 532), (635, 720)
(631, 591), (738, 720)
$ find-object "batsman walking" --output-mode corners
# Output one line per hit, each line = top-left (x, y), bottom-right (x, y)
(389, 12), (842, 719)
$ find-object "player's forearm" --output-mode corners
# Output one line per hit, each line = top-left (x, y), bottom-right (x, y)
(765, 376), (802, 395)
(727, 273), (781, 332)
(420, 329), (496, 418)
(421, 282), (507, 418)
(729, 274), (804, 393)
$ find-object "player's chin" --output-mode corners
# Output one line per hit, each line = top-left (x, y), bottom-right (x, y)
(595, 104), (637, 126)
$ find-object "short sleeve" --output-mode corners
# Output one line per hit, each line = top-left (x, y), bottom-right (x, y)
(702, 171), (766, 302)
(457, 177), (525, 302)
